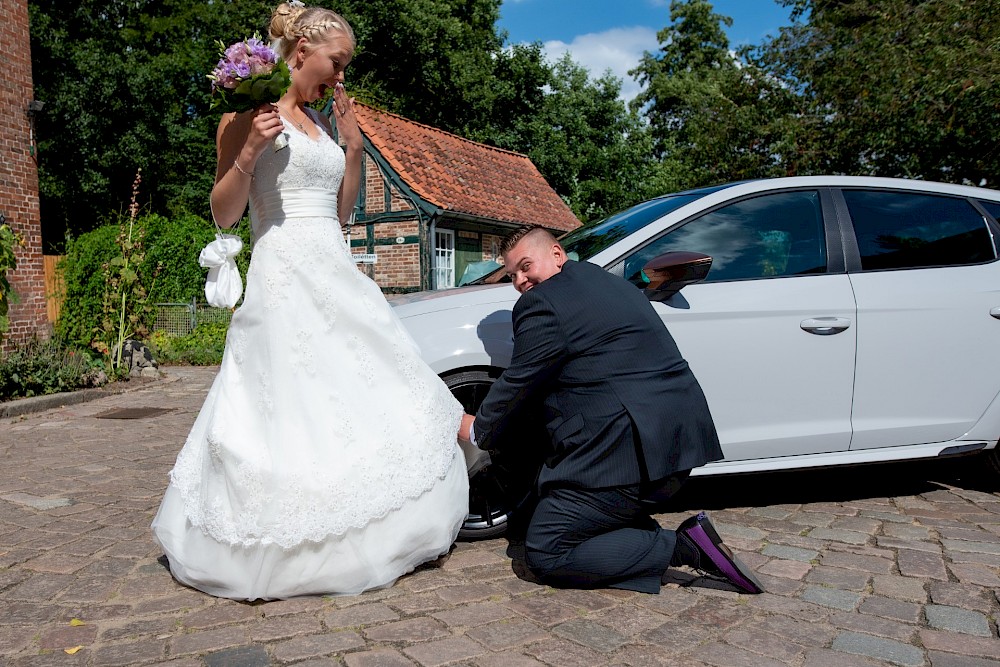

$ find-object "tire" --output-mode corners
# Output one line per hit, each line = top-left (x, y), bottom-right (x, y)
(445, 369), (537, 541)
(984, 444), (1000, 478)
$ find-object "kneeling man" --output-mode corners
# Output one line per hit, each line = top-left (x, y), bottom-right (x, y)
(459, 226), (762, 595)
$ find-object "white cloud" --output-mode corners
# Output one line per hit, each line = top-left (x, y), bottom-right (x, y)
(536, 26), (660, 103)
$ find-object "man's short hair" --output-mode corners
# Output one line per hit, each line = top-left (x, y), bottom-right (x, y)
(499, 225), (558, 257)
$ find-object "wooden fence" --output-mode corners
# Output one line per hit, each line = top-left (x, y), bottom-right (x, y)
(42, 254), (63, 323)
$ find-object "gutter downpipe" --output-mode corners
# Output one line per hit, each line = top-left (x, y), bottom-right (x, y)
(428, 217), (436, 290)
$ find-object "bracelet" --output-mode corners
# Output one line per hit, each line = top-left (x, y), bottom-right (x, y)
(233, 158), (254, 177)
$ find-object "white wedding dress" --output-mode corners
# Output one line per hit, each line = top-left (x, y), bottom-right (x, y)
(152, 111), (470, 600)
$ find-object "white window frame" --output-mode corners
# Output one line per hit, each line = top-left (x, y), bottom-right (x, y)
(434, 229), (456, 289)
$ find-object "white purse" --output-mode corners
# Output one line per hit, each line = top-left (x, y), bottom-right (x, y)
(199, 229), (244, 309)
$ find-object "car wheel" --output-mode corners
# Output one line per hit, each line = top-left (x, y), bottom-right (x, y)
(984, 446), (1000, 478)
(445, 369), (536, 541)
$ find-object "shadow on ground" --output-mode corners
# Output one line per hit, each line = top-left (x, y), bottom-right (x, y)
(668, 454), (998, 511)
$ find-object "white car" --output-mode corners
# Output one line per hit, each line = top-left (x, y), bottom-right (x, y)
(391, 176), (1000, 538)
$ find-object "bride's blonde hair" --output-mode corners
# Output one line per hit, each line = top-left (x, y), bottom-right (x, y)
(268, 3), (356, 63)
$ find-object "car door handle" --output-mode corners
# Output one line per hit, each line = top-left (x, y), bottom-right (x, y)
(800, 317), (852, 335)
(991, 307), (1000, 320)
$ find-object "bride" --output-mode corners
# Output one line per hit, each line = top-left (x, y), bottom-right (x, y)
(151, 2), (470, 600)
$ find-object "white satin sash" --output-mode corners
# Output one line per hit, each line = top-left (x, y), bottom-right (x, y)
(251, 187), (340, 224)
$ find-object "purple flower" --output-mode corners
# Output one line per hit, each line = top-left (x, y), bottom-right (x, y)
(210, 35), (280, 91)
(208, 32), (291, 114)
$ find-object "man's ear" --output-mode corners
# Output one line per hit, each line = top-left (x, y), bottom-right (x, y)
(553, 244), (567, 267)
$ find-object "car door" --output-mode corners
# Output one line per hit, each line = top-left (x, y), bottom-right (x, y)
(837, 188), (1000, 450)
(609, 189), (857, 462)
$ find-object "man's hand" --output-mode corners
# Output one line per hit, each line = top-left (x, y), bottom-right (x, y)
(458, 413), (476, 443)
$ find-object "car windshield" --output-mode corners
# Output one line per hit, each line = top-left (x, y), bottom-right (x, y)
(561, 194), (709, 261)
(475, 185), (730, 284)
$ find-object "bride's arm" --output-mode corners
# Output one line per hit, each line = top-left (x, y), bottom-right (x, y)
(330, 84), (362, 226)
(210, 107), (283, 228)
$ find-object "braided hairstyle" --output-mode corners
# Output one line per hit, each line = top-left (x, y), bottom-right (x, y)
(268, 3), (356, 63)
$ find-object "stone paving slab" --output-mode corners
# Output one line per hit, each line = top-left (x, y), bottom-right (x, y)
(1, 365), (999, 666)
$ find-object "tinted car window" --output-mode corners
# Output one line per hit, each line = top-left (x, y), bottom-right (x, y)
(844, 190), (996, 271)
(560, 194), (708, 262)
(978, 199), (1000, 223)
(619, 191), (826, 286)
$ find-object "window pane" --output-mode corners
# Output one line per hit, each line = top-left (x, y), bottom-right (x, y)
(844, 190), (995, 271)
(620, 191), (826, 286)
(978, 199), (1000, 223)
(434, 230), (455, 288)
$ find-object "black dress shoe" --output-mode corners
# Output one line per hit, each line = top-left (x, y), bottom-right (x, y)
(676, 512), (764, 594)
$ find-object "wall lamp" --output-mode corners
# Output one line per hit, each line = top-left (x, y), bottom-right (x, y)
(26, 100), (44, 158)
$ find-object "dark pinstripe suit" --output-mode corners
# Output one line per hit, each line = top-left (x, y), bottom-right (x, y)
(474, 260), (723, 592)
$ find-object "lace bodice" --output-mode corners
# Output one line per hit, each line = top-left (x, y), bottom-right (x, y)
(249, 109), (345, 238)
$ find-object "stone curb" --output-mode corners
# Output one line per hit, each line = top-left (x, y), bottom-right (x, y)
(0, 371), (180, 419)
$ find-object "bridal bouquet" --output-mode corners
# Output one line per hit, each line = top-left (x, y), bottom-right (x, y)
(208, 34), (292, 149)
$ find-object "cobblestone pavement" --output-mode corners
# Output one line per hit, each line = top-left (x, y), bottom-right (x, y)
(2, 365), (999, 667)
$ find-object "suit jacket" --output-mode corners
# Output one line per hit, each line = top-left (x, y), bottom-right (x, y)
(474, 259), (723, 491)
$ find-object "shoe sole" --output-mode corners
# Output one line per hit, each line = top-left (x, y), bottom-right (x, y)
(682, 512), (764, 594)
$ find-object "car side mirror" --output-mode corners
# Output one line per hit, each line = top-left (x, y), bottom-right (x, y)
(641, 251), (713, 302)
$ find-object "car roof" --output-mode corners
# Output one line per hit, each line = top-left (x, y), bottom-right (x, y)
(673, 176), (1000, 202)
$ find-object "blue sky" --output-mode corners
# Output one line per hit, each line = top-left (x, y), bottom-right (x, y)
(496, 0), (797, 101)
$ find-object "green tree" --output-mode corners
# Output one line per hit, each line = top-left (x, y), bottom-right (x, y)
(507, 55), (657, 220)
(752, 0), (1000, 185)
(291, 0), (505, 137)
(29, 0), (274, 249)
(36, 0), (676, 240)
(631, 0), (801, 189)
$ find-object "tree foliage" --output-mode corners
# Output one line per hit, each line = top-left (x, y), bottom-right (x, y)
(335, 0), (504, 136)
(632, 0), (804, 189)
(29, 0), (275, 249)
(636, 0), (1000, 190)
(752, 0), (1000, 185)
(510, 56), (656, 221)
(31, 0), (652, 242)
(30, 0), (999, 255)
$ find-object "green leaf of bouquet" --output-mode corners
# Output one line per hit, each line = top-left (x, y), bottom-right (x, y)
(251, 77), (271, 99)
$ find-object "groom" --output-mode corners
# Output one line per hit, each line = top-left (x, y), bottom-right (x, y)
(459, 226), (763, 595)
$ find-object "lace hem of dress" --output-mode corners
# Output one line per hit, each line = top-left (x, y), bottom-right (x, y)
(168, 391), (463, 549)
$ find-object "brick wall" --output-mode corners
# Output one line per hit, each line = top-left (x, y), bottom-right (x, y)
(355, 157), (423, 290)
(363, 159), (385, 214)
(0, 3), (47, 344)
(372, 220), (420, 289)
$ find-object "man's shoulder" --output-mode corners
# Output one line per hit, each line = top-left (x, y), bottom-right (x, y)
(555, 259), (630, 292)
(552, 259), (605, 283)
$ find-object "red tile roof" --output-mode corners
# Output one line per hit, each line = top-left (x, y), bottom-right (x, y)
(354, 104), (581, 232)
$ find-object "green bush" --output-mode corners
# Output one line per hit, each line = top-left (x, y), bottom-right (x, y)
(148, 321), (229, 366)
(56, 213), (253, 349)
(143, 213), (253, 302)
(0, 339), (101, 401)
(0, 223), (24, 346)
(55, 224), (119, 349)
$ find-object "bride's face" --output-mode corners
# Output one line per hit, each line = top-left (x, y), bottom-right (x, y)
(292, 32), (354, 103)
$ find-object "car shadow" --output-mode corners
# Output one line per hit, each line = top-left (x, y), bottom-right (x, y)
(664, 455), (997, 511)
(500, 454), (998, 588)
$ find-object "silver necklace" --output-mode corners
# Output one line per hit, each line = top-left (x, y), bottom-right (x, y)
(280, 106), (306, 131)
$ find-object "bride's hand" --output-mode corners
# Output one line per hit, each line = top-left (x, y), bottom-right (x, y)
(244, 105), (284, 156)
(332, 83), (361, 148)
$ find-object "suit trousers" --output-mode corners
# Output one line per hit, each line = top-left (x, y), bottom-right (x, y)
(523, 471), (690, 594)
